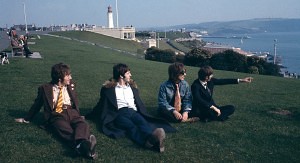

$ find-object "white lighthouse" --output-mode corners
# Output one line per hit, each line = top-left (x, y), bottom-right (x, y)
(88, 2), (135, 40)
(107, 5), (114, 28)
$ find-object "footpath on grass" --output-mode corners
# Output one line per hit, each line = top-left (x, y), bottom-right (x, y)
(0, 31), (10, 51)
(44, 34), (140, 57)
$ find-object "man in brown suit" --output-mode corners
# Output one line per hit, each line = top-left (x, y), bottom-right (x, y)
(15, 63), (97, 159)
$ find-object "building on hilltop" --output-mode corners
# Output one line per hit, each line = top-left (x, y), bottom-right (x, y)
(202, 43), (253, 56)
(146, 39), (157, 48)
(87, 5), (135, 40)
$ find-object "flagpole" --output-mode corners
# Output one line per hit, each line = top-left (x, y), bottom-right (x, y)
(23, 3), (28, 34)
(115, 0), (119, 28)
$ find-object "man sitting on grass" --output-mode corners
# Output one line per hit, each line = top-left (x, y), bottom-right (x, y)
(15, 63), (97, 159)
(86, 63), (176, 153)
(190, 65), (253, 122)
(158, 62), (199, 123)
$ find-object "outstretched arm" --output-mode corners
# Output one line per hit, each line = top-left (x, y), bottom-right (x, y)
(238, 77), (253, 83)
(15, 86), (44, 123)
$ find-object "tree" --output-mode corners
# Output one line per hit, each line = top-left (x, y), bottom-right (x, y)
(145, 47), (176, 63)
(210, 50), (247, 72)
(246, 56), (281, 75)
(248, 66), (259, 74)
(184, 48), (212, 67)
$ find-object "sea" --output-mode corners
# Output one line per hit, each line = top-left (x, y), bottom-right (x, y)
(201, 31), (300, 75)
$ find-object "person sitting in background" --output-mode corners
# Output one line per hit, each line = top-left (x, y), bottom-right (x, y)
(19, 34), (33, 58)
(15, 63), (97, 159)
(190, 65), (253, 122)
(10, 28), (23, 50)
(86, 63), (176, 153)
(158, 62), (199, 123)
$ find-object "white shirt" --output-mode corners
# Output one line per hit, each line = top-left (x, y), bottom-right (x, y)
(53, 85), (71, 108)
(199, 80), (208, 89)
(115, 83), (137, 111)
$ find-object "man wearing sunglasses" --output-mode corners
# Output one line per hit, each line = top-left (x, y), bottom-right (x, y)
(158, 62), (199, 123)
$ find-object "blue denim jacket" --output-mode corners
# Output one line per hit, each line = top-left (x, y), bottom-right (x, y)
(158, 80), (192, 112)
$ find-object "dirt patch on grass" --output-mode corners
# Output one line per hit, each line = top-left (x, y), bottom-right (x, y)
(269, 109), (292, 116)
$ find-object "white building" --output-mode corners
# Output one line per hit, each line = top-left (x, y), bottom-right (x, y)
(87, 5), (135, 40)
(146, 39), (156, 48)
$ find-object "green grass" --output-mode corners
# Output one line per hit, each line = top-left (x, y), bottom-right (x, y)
(51, 31), (145, 57)
(1, 32), (300, 162)
(163, 31), (190, 40)
(168, 40), (192, 53)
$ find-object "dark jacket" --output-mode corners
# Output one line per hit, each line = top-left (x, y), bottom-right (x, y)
(87, 79), (176, 139)
(24, 81), (79, 122)
(191, 78), (238, 118)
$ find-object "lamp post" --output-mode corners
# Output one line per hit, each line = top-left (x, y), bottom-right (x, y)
(273, 39), (277, 64)
(157, 33), (160, 48)
(115, 0), (119, 28)
(23, 3), (28, 34)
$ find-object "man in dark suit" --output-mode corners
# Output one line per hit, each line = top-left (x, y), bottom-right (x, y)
(191, 65), (253, 122)
(86, 63), (176, 153)
(15, 63), (97, 159)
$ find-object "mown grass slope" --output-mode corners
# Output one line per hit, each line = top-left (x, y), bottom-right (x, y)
(0, 32), (299, 162)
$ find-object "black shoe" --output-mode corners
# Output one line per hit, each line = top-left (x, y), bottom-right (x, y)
(75, 135), (97, 160)
(75, 140), (90, 158)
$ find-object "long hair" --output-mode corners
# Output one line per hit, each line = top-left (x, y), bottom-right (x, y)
(51, 63), (71, 84)
(198, 65), (213, 81)
(168, 62), (186, 82)
(113, 63), (130, 81)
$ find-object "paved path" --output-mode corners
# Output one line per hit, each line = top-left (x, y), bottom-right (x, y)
(0, 31), (10, 51)
(29, 52), (42, 58)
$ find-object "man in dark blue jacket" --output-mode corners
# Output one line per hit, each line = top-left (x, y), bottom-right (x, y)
(86, 63), (176, 153)
(191, 65), (253, 122)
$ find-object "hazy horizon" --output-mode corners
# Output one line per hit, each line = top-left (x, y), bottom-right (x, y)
(1, 0), (300, 28)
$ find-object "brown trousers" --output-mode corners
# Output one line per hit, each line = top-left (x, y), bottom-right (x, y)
(48, 108), (90, 146)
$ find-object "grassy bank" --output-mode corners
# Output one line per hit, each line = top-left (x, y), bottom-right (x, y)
(0, 32), (299, 162)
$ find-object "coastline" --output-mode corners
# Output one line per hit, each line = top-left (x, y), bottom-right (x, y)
(201, 31), (300, 77)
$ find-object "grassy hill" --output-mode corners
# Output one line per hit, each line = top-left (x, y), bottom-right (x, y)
(1, 31), (299, 162)
(51, 31), (145, 57)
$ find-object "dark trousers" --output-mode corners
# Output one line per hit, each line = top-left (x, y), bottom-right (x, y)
(207, 105), (235, 121)
(48, 108), (90, 147)
(23, 44), (32, 57)
(158, 108), (192, 123)
(114, 107), (153, 146)
(158, 108), (181, 123)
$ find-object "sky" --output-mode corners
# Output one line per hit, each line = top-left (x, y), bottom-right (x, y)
(1, 0), (300, 28)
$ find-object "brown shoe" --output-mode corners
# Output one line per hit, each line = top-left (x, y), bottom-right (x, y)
(152, 128), (166, 153)
(145, 128), (166, 152)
